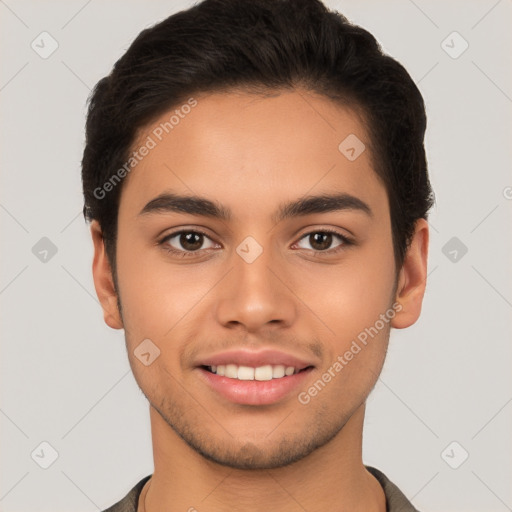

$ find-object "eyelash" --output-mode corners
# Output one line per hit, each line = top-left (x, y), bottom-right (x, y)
(158, 228), (354, 258)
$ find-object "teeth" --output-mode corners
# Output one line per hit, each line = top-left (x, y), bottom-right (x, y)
(238, 366), (255, 380)
(254, 365), (272, 381)
(225, 364), (238, 378)
(272, 365), (285, 378)
(208, 364), (302, 380)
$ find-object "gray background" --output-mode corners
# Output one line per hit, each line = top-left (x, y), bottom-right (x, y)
(1, 1), (511, 511)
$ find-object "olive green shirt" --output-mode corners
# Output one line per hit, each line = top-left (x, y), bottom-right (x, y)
(102, 466), (419, 511)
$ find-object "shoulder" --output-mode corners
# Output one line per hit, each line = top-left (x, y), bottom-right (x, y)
(366, 466), (421, 512)
(101, 475), (152, 512)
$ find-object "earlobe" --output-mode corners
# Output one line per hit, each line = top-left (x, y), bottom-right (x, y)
(90, 220), (124, 330)
(391, 218), (429, 329)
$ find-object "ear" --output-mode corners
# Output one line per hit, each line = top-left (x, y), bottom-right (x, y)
(90, 220), (123, 330)
(391, 218), (429, 329)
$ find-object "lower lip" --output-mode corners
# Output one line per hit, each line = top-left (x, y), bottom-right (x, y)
(196, 367), (314, 405)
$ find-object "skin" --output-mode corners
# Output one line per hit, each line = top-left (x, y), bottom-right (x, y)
(91, 89), (428, 512)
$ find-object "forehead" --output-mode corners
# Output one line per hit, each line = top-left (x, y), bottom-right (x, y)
(120, 90), (386, 221)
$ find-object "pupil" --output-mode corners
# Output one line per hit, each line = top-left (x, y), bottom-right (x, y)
(181, 232), (202, 251)
(311, 232), (332, 251)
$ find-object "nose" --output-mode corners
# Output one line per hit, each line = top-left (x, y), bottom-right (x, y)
(214, 241), (297, 333)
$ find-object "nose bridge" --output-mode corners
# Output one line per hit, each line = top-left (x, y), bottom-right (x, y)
(215, 235), (296, 330)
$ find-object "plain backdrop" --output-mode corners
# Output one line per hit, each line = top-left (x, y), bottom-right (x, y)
(1, 1), (511, 511)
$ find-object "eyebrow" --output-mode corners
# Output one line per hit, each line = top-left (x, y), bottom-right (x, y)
(138, 191), (373, 223)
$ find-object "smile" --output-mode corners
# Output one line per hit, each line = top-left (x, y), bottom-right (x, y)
(197, 365), (315, 405)
(204, 364), (306, 381)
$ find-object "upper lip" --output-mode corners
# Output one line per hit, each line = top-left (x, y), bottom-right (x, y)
(195, 349), (316, 370)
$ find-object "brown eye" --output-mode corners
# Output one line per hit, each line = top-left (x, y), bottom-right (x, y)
(179, 232), (204, 251)
(309, 232), (333, 251)
(161, 230), (217, 255)
(294, 230), (352, 254)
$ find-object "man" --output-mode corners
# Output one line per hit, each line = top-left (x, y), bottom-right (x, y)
(82, 0), (434, 510)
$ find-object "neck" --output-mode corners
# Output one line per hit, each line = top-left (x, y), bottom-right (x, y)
(141, 403), (386, 512)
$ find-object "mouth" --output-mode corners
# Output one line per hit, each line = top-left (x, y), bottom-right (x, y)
(201, 363), (312, 380)
(196, 364), (315, 405)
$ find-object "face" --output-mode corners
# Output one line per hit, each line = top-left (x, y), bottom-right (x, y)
(93, 90), (419, 470)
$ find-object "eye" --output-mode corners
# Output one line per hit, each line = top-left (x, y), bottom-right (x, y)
(159, 230), (218, 256)
(158, 227), (353, 259)
(294, 229), (353, 254)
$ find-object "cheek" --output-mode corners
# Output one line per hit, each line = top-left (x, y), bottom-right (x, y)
(115, 211), (396, 353)
(115, 231), (215, 343)
(115, 227), (168, 338)
(306, 248), (395, 340)
(300, 256), (395, 402)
